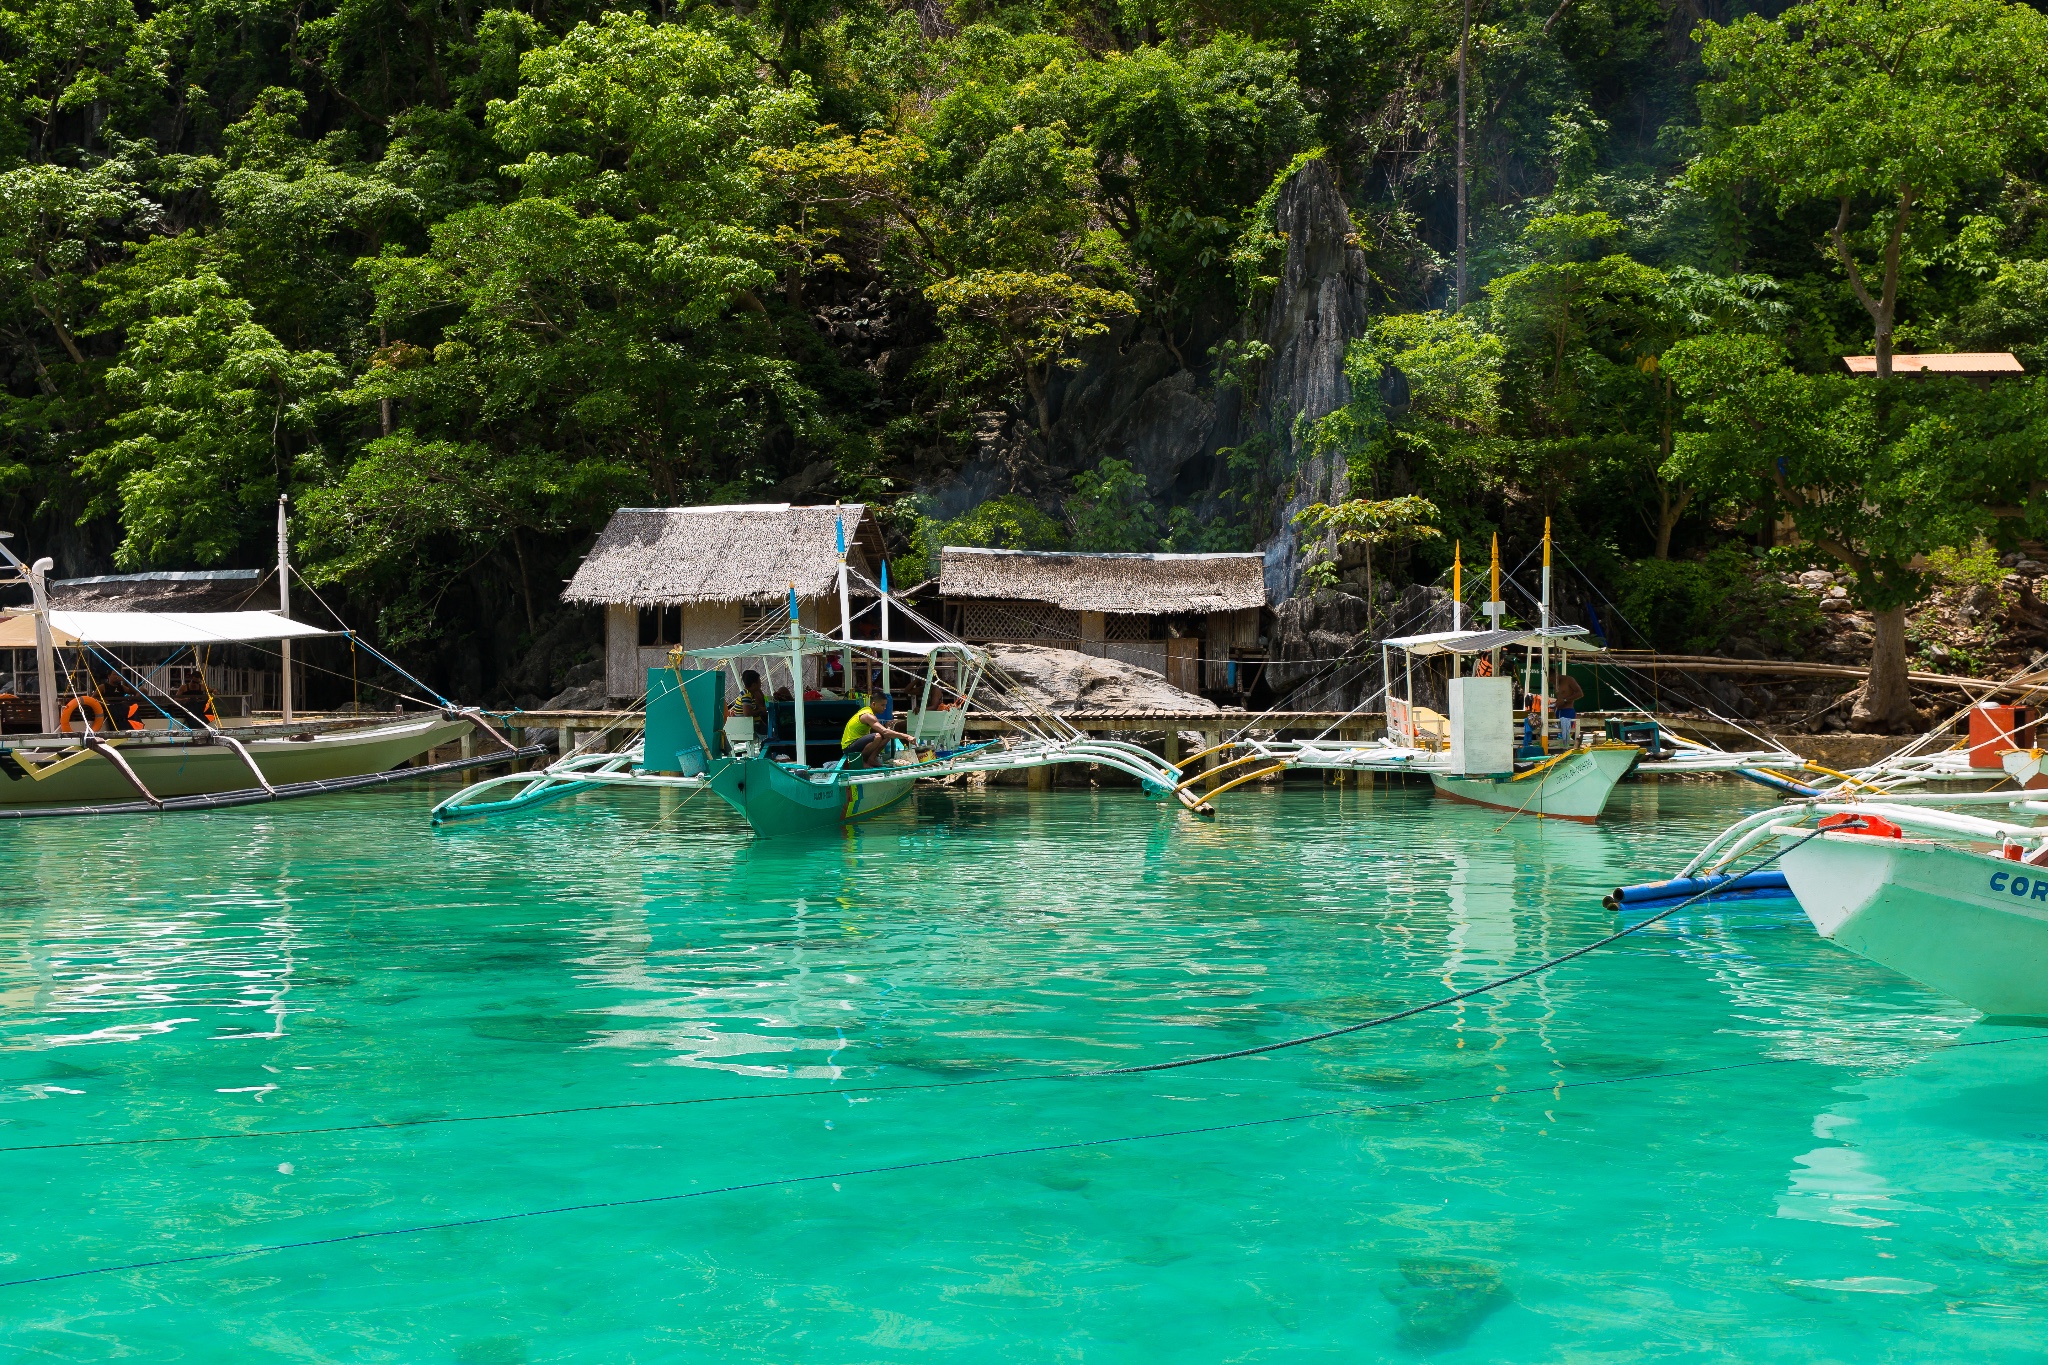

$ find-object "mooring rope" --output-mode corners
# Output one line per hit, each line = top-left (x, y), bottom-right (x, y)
(1096, 830), (1825, 1075)
(9, 1032), (2040, 1291)
(3, 835), (1821, 1149)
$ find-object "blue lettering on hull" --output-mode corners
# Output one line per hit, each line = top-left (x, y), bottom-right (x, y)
(1987, 870), (2048, 900)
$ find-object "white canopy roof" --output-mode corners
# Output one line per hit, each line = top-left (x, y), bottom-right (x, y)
(0, 609), (332, 648)
(1381, 625), (1598, 656)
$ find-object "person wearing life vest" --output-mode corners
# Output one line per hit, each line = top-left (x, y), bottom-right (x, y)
(840, 689), (913, 768)
(731, 669), (767, 720)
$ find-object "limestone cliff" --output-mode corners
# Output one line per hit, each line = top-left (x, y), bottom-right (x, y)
(1247, 157), (1373, 603)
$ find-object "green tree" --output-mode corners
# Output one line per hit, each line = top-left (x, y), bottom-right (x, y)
(1292, 494), (1443, 614)
(81, 271), (341, 566)
(1667, 334), (2046, 728)
(925, 269), (1137, 439)
(1486, 214), (1781, 557)
(1064, 456), (1159, 550)
(1692, 0), (2048, 376)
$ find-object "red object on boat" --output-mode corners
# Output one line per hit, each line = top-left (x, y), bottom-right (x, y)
(1818, 812), (1904, 838)
(1968, 703), (2036, 768)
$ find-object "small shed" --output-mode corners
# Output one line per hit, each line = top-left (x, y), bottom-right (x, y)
(564, 503), (884, 700)
(937, 547), (1268, 694)
(1841, 353), (2024, 385)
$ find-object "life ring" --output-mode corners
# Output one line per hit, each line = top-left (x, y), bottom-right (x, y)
(1818, 812), (1903, 838)
(59, 695), (106, 733)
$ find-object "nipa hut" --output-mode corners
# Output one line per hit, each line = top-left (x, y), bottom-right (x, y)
(937, 547), (1269, 694)
(563, 503), (884, 700)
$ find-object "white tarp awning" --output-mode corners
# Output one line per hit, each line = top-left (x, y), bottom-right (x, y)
(0, 610), (333, 648)
(1380, 625), (1599, 656)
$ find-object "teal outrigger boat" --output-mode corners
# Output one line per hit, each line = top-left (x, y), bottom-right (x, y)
(433, 583), (1212, 837)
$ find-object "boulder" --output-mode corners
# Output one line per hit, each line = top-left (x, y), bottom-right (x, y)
(542, 660), (607, 711)
(983, 644), (1218, 715)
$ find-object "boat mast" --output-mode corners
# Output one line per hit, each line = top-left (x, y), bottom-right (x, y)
(879, 559), (892, 699)
(1485, 534), (1503, 677)
(1451, 542), (1462, 680)
(834, 503), (852, 644)
(278, 494), (293, 723)
(786, 581), (807, 766)
(1539, 517), (1552, 754)
(0, 533), (59, 733)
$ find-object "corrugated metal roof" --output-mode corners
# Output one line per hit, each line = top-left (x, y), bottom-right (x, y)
(1841, 353), (2024, 375)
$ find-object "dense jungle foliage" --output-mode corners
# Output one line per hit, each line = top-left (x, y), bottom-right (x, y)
(3, 0), (2048, 713)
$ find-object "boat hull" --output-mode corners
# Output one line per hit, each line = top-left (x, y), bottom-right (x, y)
(704, 753), (914, 836)
(0, 717), (472, 806)
(1428, 744), (1640, 822)
(1781, 833), (2048, 1017)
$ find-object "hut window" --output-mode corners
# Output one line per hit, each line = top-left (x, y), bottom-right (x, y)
(957, 601), (1080, 642)
(741, 601), (774, 627)
(638, 605), (682, 646)
(1105, 613), (1156, 641)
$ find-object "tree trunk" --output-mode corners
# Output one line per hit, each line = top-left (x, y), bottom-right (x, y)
(1652, 480), (1690, 560)
(1023, 364), (1051, 440)
(511, 529), (537, 635)
(1850, 604), (1917, 732)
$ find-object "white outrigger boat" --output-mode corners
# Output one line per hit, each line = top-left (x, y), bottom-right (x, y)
(434, 560), (1213, 837)
(1230, 526), (1799, 821)
(1653, 761), (2048, 1017)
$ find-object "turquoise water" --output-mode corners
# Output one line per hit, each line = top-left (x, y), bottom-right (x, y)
(4, 778), (2047, 1362)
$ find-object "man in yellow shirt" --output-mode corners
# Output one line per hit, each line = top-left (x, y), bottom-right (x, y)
(841, 690), (913, 768)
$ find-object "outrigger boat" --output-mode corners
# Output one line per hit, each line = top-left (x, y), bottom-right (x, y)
(1223, 524), (1800, 821)
(1648, 774), (2048, 1017)
(434, 555), (1214, 837)
(0, 514), (521, 815)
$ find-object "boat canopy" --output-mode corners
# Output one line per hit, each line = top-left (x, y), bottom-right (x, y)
(1380, 625), (1598, 656)
(0, 609), (332, 648)
(681, 629), (986, 664)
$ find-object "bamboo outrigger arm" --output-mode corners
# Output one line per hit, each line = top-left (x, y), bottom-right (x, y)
(78, 734), (162, 808)
(203, 726), (278, 796)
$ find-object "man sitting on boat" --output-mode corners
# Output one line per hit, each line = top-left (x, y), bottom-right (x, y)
(840, 690), (914, 769)
(732, 670), (767, 719)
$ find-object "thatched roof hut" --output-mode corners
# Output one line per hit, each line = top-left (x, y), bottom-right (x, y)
(564, 503), (883, 701)
(937, 548), (1267, 614)
(937, 548), (1269, 695)
(563, 504), (881, 608)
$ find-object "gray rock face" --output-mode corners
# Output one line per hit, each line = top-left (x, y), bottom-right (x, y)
(1252, 157), (1373, 602)
(1263, 583), (1455, 711)
(911, 157), (1373, 616)
(984, 644), (1219, 714)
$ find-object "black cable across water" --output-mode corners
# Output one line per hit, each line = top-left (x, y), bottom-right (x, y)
(1098, 830), (1825, 1074)
(2, 835), (1818, 1150)
(9, 1033), (2042, 1291)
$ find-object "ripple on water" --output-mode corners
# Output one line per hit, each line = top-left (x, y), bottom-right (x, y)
(1, 782), (2046, 1362)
